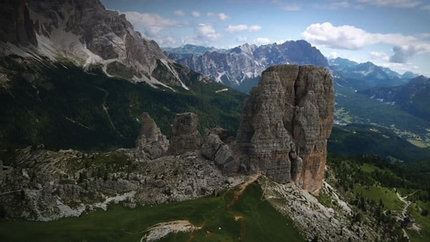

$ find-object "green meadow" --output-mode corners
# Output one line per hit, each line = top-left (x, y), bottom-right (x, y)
(0, 182), (304, 242)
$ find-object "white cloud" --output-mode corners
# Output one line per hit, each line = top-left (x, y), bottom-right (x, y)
(389, 45), (430, 63)
(218, 13), (229, 21)
(207, 12), (229, 20)
(249, 25), (262, 32)
(226, 25), (248, 33)
(226, 25), (262, 33)
(192, 11), (201, 17)
(123, 11), (179, 36)
(195, 24), (222, 41)
(174, 10), (185, 16)
(253, 37), (271, 45)
(301, 22), (417, 50)
(370, 51), (389, 61)
(302, 22), (430, 64)
(357, 0), (421, 8)
(281, 4), (301, 11)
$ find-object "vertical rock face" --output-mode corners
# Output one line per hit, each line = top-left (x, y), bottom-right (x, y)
(237, 64), (334, 194)
(167, 113), (201, 155)
(135, 113), (169, 159)
(0, 0), (37, 46)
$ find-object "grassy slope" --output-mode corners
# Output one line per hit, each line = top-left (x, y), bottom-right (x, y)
(0, 183), (304, 242)
(327, 155), (430, 242)
(335, 85), (430, 138)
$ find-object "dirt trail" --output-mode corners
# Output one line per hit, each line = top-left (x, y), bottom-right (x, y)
(140, 175), (261, 242)
(187, 174), (261, 242)
(397, 191), (417, 217)
(228, 173), (261, 208)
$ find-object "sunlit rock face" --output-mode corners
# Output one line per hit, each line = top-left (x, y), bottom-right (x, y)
(237, 64), (334, 194)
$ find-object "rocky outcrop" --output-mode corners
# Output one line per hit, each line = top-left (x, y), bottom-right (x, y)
(135, 113), (169, 159)
(167, 113), (201, 155)
(237, 64), (334, 194)
(201, 128), (238, 174)
(0, 145), (242, 221)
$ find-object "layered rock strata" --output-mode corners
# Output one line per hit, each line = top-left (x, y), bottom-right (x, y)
(201, 127), (238, 174)
(167, 112), (201, 155)
(135, 112), (169, 159)
(237, 64), (334, 194)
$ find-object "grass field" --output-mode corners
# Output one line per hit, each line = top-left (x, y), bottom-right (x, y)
(355, 185), (403, 212)
(0, 182), (305, 242)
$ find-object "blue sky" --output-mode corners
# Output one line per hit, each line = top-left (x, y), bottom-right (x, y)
(102, 0), (430, 76)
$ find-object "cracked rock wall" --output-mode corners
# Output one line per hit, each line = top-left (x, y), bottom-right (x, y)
(237, 64), (334, 194)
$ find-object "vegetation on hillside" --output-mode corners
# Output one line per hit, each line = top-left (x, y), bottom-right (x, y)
(326, 155), (430, 241)
(0, 58), (247, 151)
(0, 181), (304, 242)
(329, 124), (430, 163)
(334, 85), (430, 143)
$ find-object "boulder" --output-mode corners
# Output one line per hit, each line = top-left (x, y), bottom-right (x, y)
(201, 128), (238, 174)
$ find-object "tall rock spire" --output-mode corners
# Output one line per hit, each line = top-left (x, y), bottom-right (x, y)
(237, 64), (334, 194)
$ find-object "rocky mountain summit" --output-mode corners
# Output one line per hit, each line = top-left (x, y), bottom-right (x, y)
(237, 65), (335, 194)
(0, 0), (207, 89)
(165, 40), (328, 93)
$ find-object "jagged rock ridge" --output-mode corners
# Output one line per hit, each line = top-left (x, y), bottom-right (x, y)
(237, 64), (335, 194)
(164, 40), (328, 92)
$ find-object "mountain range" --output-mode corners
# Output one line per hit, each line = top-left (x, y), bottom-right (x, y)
(165, 44), (420, 94)
(164, 40), (328, 93)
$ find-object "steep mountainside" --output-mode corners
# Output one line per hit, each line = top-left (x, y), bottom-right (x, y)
(329, 58), (412, 90)
(360, 76), (430, 121)
(0, 0), (203, 89)
(0, 59), (246, 151)
(164, 40), (328, 93)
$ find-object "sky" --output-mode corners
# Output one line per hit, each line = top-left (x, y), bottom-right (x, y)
(102, 0), (430, 76)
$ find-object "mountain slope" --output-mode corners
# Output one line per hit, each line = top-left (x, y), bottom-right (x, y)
(360, 76), (430, 121)
(330, 59), (410, 90)
(0, 0), (202, 89)
(0, 57), (247, 151)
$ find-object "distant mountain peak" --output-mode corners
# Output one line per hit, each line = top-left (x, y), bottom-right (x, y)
(165, 40), (328, 93)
